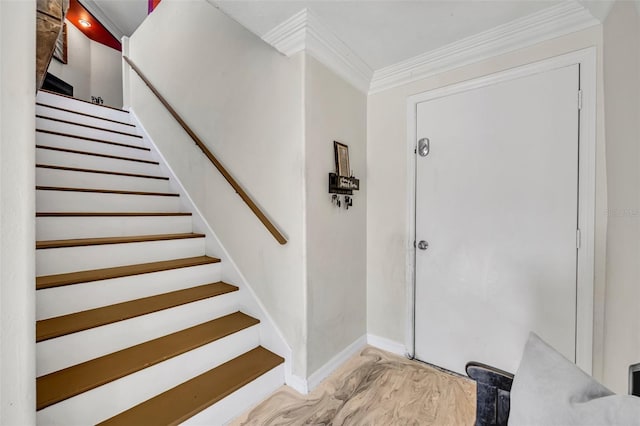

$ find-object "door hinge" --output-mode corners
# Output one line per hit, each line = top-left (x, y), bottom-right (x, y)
(578, 90), (583, 111)
(576, 229), (581, 249)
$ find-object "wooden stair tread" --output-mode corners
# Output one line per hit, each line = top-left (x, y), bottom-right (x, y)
(37, 212), (191, 217)
(98, 346), (284, 426)
(36, 186), (179, 197)
(37, 233), (204, 249)
(36, 282), (238, 342)
(36, 164), (169, 180)
(39, 89), (130, 113)
(36, 115), (143, 138)
(36, 102), (136, 127)
(36, 129), (148, 151)
(36, 145), (159, 164)
(36, 312), (259, 411)
(36, 256), (220, 290)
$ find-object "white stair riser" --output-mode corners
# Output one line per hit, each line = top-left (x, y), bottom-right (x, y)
(36, 167), (170, 194)
(37, 91), (130, 123)
(37, 132), (152, 162)
(36, 117), (145, 148)
(37, 328), (260, 426)
(34, 92), (283, 426)
(37, 293), (245, 376)
(37, 190), (181, 213)
(37, 263), (222, 320)
(37, 237), (205, 275)
(182, 364), (284, 426)
(36, 215), (191, 241)
(36, 147), (162, 176)
(36, 104), (137, 134)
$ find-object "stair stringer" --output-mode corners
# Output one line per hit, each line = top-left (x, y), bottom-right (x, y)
(128, 109), (296, 388)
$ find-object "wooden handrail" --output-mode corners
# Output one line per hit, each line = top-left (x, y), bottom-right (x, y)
(123, 56), (288, 245)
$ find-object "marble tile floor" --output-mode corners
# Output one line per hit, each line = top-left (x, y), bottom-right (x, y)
(230, 346), (476, 426)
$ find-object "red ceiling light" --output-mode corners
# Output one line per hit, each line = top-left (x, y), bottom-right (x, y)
(66, 0), (121, 51)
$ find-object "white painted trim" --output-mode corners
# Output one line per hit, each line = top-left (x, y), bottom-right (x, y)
(370, 1), (599, 94)
(575, 49), (596, 373)
(406, 100), (418, 359)
(306, 335), (367, 392)
(405, 47), (597, 374)
(128, 107), (293, 371)
(295, 51), (309, 397)
(367, 334), (406, 356)
(261, 8), (307, 57)
(121, 37), (130, 110)
(285, 373), (308, 395)
(260, 2), (598, 95)
(262, 8), (373, 93)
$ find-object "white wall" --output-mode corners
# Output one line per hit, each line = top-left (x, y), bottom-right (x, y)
(48, 20), (122, 108)
(124, 0), (640, 394)
(367, 25), (609, 382)
(0, 0), (36, 424)
(128, 0), (308, 377)
(304, 55), (367, 375)
(48, 21), (90, 100)
(89, 40), (123, 108)
(602, 0), (640, 394)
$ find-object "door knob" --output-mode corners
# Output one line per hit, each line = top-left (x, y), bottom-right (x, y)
(417, 240), (429, 250)
(418, 138), (430, 157)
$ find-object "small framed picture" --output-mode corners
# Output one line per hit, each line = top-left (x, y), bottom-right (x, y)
(53, 23), (68, 64)
(334, 141), (350, 177)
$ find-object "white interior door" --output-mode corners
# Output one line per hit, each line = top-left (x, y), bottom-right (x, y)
(415, 64), (580, 375)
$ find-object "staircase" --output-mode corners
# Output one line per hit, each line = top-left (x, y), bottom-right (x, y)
(35, 90), (284, 425)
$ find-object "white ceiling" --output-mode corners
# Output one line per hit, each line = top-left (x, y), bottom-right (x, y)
(80, 0), (616, 71)
(215, 1), (564, 70)
(79, 0), (149, 39)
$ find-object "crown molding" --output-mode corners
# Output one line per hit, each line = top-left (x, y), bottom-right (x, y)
(369, 1), (599, 94)
(261, 1), (599, 95)
(262, 8), (307, 56)
(262, 8), (373, 93)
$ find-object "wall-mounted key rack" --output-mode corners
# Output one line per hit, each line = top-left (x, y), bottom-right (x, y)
(329, 141), (360, 209)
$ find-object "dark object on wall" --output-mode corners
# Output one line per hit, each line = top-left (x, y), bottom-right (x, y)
(328, 173), (359, 195)
(466, 362), (514, 426)
(42, 72), (73, 97)
(330, 141), (359, 209)
(630, 363), (640, 397)
(334, 141), (350, 177)
(53, 22), (68, 64)
(36, 0), (70, 90)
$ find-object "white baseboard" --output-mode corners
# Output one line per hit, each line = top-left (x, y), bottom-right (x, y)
(306, 335), (367, 393)
(286, 334), (405, 395)
(367, 334), (406, 356)
(285, 372), (308, 395)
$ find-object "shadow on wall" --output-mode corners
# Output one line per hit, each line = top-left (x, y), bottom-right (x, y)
(46, 19), (123, 108)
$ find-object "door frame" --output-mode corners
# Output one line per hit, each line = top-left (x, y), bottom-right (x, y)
(405, 47), (596, 374)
